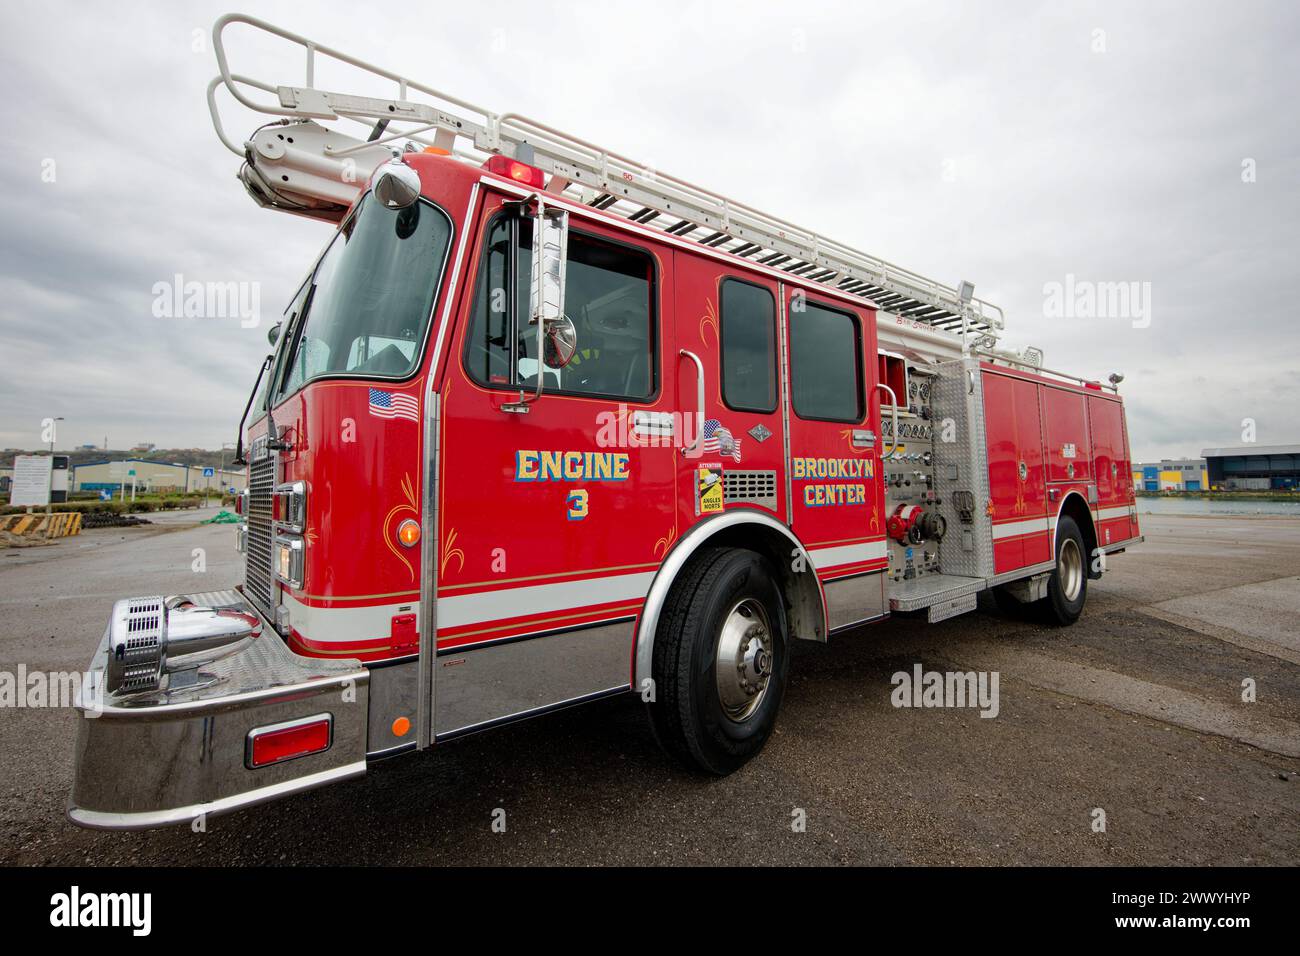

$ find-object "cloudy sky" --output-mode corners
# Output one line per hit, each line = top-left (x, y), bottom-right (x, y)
(2, 0), (1296, 461)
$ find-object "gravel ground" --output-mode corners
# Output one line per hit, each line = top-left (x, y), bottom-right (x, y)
(0, 513), (1297, 865)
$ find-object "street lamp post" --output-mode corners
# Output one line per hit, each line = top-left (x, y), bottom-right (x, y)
(45, 416), (64, 535)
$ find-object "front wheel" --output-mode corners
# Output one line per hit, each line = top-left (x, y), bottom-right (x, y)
(648, 547), (789, 775)
(1038, 515), (1087, 625)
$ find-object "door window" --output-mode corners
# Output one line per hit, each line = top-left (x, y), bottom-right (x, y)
(789, 299), (863, 422)
(720, 278), (777, 413)
(464, 213), (657, 400)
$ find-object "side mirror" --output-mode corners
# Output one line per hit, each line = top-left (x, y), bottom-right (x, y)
(508, 202), (576, 407)
(372, 158), (422, 210)
(543, 314), (578, 368)
(267, 322), (282, 347)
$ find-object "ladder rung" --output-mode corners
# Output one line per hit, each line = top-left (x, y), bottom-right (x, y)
(210, 13), (1006, 340)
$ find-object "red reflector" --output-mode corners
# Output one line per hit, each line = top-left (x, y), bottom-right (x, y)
(247, 715), (332, 768)
(484, 154), (546, 188)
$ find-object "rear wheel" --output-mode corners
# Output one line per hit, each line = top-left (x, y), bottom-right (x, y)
(648, 547), (789, 775)
(1038, 515), (1087, 625)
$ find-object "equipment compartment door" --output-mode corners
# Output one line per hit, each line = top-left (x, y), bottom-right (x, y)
(1040, 386), (1091, 485)
(1087, 394), (1133, 546)
(983, 371), (1049, 572)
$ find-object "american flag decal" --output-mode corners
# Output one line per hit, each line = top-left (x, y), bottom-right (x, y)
(368, 388), (419, 423)
(702, 419), (742, 462)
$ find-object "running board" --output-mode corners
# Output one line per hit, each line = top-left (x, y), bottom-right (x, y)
(888, 573), (984, 622)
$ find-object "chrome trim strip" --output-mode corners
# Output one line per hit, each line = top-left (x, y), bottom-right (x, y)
(436, 613), (637, 656)
(828, 612), (889, 634)
(435, 686), (630, 742)
(988, 559), (1057, 586)
(1102, 535), (1143, 553)
(87, 671), (361, 720)
(67, 761), (366, 831)
(417, 392), (439, 750)
(778, 281), (794, 519)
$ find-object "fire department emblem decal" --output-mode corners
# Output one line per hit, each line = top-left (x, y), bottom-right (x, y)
(748, 423), (772, 444)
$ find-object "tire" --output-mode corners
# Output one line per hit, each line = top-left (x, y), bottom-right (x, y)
(1038, 515), (1088, 626)
(648, 547), (789, 775)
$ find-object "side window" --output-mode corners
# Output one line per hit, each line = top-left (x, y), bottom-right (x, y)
(465, 213), (657, 400)
(720, 279), (777, 413)
(264, 281), (310, 409)
(789, 299), (862, 422)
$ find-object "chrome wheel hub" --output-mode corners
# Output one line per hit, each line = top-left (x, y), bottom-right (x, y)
(1059, 536), (1083, 603)
(715, 598), (773, 722)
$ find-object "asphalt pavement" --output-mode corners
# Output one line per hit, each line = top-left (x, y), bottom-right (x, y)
(1, 511), (1296, 865)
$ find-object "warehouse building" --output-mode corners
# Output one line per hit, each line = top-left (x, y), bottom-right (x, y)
(1202, 445), (1300, 491)
(72, 459), (246, 494)
(1132, 458), (1208, 492)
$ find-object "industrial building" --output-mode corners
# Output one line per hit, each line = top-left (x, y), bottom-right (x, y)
(1132, 458), (1209, 492)
(72, 458), (246, 495)
(1202, 445), (1300, 491)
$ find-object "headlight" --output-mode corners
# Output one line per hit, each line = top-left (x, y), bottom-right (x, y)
(274, 534), (305, 589)
(273, 480), (307, 533)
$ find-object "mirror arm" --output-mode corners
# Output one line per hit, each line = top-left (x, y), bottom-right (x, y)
(232, 354), (274, 466)
(530, 199), (548, 404)
(503, 194), (568, 414)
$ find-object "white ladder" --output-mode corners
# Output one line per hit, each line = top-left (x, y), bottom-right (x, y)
(208, 13), (1005, 339)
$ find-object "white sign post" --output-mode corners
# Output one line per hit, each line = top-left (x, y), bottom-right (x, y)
(11, 456), (53, 508)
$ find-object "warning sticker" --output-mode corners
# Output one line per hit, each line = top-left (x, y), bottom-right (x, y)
(698, 464), (724, 514)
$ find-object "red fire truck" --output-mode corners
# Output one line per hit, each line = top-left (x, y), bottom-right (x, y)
(68, 13), (1140, 828)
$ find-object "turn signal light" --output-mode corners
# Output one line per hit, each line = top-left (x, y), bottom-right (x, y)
(246, 715), (332, 769)
(397, 519), (421, 548)
(483, 154), (546, 188)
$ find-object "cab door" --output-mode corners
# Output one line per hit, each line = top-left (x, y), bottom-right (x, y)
(672, 253), (785, 532)
(434, 191), (676, 735)
(782, 287), (885, 629)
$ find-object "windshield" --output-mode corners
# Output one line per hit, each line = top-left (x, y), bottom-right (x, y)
(279, 194), (453, 396)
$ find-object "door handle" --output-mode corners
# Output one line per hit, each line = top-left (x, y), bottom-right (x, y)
(877, 383), (899, 459)
(679, 349), (705, 457)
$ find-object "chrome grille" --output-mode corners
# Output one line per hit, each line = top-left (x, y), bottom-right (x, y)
(244, 453), (276, 614)
(723, 470), (778, 510)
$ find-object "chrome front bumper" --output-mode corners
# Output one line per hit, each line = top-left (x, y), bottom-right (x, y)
(68, 589), (369, 830)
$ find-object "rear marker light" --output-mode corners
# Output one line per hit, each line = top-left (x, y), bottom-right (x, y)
(483, 154), (546, 189)
(246, 714), (332, 769)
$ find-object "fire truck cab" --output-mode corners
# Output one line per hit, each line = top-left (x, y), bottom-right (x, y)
(67, 13), (1140, 827)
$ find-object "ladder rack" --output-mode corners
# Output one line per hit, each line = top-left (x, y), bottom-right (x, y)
(209, 12), (1006, 340)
